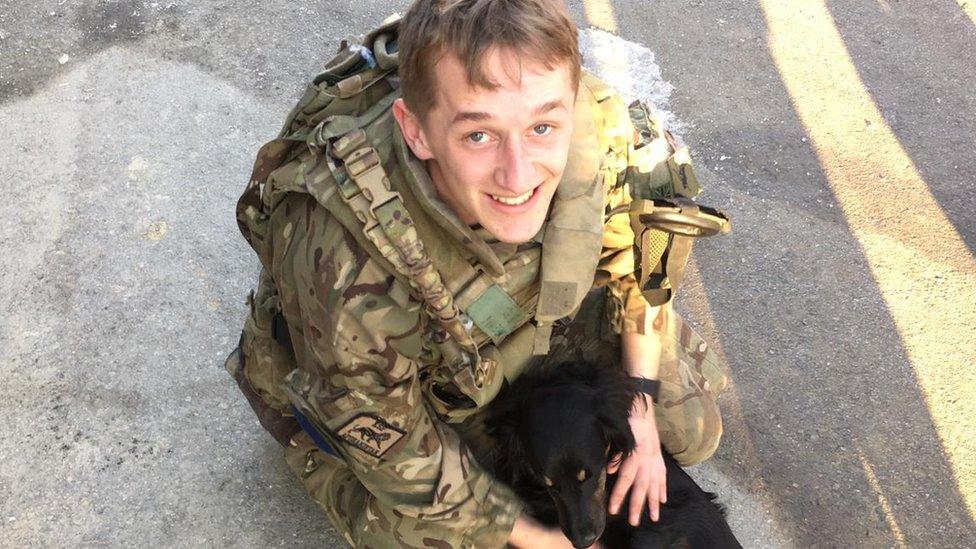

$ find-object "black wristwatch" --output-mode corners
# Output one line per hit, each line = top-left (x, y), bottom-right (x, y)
(631, 377), (661, 403)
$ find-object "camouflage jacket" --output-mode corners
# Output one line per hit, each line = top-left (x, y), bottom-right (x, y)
(257, 72), (697, 546)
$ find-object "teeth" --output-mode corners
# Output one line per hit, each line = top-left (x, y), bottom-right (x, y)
(490, 189), (533, 206)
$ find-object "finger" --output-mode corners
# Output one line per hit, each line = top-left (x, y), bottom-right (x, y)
(628, 474), (650, 526)
(647, 484), (660, 523)
(608, 460), (637, 514)
(659, 469), (668, 505)
(653, 455), (667, 506)
(649, 459), (666, 521)
(608, 466), (635, 514)
(607, 453), (622, 475)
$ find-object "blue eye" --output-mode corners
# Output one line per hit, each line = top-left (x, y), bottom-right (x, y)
(467, 131), (489, 144)
(533, 124), (552, 136)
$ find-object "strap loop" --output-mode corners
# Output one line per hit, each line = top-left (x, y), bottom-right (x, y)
(332, 128), (368, 160)
(532, 321), (554, 355)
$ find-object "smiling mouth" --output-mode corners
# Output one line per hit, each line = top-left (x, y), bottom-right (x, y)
(489, 187), (536, 206)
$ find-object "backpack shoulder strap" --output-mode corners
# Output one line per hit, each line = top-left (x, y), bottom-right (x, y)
(325, 127), (485, 383)
(236, 16), (403, 268)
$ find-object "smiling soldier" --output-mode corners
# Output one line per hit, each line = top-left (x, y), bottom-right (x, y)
(226, 0), (731, 547)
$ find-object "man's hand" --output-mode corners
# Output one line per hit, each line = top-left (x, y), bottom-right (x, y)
(607, 398), (667, 526)
(509, 514), (604, 548)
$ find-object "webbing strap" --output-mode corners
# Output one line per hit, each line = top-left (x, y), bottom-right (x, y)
(625, 197), (731, 306)
(659, 200), (699, 301)
(329, 133), (484, 395)
(282, 90), (398, 148)
(326, 131), (410, 275)
(532, 322), (553, 355)
(290, 405), (341, 458)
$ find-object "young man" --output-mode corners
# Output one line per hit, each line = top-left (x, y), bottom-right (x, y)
(229, 0), (728, 547)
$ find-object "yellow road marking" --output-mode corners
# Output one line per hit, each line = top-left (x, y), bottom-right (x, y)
(761, 0), (976, 518)
(957, 0), (976, 25)
(858, 447), (909, 547)
(583, 0), (618, 32)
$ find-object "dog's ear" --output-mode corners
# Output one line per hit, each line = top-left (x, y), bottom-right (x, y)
(596, 404), (636, 456)
(490, 416), (535, 484)
(485, 380), (521, 439)
(593, 364), (640, 456)
(485, 380), (532, 478)
(505, 434), (533, 484)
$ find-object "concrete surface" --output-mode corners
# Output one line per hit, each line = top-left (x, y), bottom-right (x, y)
(1, 0), (974, 547)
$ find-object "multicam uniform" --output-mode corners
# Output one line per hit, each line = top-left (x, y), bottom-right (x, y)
(230, 23), (728, 547)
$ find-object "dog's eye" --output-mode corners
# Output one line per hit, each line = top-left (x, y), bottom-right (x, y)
(543, 476), (554, 487)
(577, 469), (588, 482)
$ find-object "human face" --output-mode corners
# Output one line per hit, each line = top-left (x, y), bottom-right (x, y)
(393, 49), (577, 243)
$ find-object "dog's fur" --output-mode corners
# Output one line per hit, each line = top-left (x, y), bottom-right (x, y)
(485, 361), (740, 549)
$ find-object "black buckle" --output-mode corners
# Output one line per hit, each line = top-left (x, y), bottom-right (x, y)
(272, 311), (294, 355)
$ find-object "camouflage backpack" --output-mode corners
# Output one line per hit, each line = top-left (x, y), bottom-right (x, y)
(226, 17), (404, 446)
(226, 16), (730, 444)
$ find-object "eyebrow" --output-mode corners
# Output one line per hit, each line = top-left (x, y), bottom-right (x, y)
(451, 99), (567, 125)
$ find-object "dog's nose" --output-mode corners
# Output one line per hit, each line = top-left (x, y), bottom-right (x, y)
(574, 533), (599, 548)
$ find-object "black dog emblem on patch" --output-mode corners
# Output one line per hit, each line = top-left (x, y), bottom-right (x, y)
(352, 425), (390, 448)
(337, 414), (406, 458)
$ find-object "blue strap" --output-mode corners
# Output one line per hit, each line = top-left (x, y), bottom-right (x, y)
(289, 405), (340, 458)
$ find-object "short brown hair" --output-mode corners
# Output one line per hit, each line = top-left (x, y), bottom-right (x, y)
(398, 0), (582, 119)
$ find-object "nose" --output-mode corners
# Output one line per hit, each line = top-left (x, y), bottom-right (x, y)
(494, 136), (535, 193)
(573, 532), (599, 548)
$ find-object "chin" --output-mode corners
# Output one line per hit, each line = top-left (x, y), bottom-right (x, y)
(478, 182), (562, 242)
(488, 216), (544, 244)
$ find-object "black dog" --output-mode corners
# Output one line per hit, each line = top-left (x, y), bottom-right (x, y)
(486, 361), (740, 549)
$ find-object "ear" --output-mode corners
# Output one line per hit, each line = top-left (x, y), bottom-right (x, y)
(506, 434), (530, 481)
(597, 406), (636, 457)
(487, 410), (532, 483)
(593, 365), (639, 456)
(392, 98), (435, 160)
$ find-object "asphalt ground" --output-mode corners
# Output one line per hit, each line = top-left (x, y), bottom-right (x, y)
(1, 1), (974, 547)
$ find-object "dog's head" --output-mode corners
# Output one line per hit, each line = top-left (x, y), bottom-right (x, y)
(489, 361), (639, 548)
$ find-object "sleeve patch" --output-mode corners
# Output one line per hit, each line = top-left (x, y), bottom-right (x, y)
(337, 413), (406, 458)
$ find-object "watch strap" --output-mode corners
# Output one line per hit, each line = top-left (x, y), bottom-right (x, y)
(632, 376), (661, 403)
